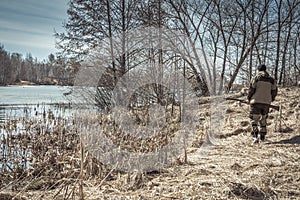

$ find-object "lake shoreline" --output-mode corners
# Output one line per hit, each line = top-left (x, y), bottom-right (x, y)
(2, 79), (73, 87)
(14, 80), (37, 86)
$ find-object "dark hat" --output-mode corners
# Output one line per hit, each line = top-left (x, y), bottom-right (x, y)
(257, 64), (266, 71)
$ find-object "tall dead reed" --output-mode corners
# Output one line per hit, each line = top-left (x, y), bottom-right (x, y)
(0, 104), (99, 190)
(0, 99), (202, 199)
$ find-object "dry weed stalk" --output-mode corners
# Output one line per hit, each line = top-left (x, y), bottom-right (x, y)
(0, 104), (105, 199)
(0, 101), (186, 197)
(79, 141), (84, 200)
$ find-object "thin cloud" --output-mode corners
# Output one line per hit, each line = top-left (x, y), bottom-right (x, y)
(0, 0), (68, 60)
(0, 20), (50, 36)
(3, 38), (54, 50)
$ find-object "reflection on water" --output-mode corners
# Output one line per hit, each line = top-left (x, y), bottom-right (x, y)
(0, 86), (74, 171)
(0, 103), (73, 124)
(0, 85), (70, 123)
(0, 85), (102, 172)
(0, 107), (4, 123)
(0, 103), (75, 172)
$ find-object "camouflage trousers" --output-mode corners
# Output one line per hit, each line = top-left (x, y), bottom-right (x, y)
(249, 103), (270, 137)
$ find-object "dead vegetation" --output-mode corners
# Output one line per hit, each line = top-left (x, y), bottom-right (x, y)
(0, 87), (299, 199)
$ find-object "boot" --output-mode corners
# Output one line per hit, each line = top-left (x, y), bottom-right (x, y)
(260, 133), (266, 142)
(251, 127), (259, 143)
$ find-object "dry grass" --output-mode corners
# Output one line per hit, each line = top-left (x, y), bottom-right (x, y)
(1, 87), (299, 199)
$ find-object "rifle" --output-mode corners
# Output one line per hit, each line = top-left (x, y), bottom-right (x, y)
(225, 97), (280, 111)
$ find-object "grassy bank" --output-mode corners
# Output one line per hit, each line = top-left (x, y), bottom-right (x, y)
(0, 87), (299, 199)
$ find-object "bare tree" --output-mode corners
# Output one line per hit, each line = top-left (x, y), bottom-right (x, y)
(168, 0), (212, 95)
(226, 0), (271, 91)
(278, 0), (300, 85)
(56, 0), (300, 96)
(0, 45), (11, 85)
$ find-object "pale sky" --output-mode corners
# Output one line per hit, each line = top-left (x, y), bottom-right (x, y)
(0, 0), (68, 61)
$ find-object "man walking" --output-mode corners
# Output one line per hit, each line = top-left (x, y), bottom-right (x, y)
(247, 64), (278, 143)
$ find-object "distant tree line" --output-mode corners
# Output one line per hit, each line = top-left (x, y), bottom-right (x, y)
(0, 45), (80, 86)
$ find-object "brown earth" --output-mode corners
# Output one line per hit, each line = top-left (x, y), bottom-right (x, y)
(1, 87), (299, 199)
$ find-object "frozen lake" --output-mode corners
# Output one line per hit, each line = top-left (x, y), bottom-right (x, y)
(0, 85), (71, 123)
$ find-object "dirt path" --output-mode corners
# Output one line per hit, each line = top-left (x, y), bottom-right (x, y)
(81, 87), (299, 199)
(64, 130), (299, 200)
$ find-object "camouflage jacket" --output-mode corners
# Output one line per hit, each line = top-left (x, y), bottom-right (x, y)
(247, 71), (277, 105)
